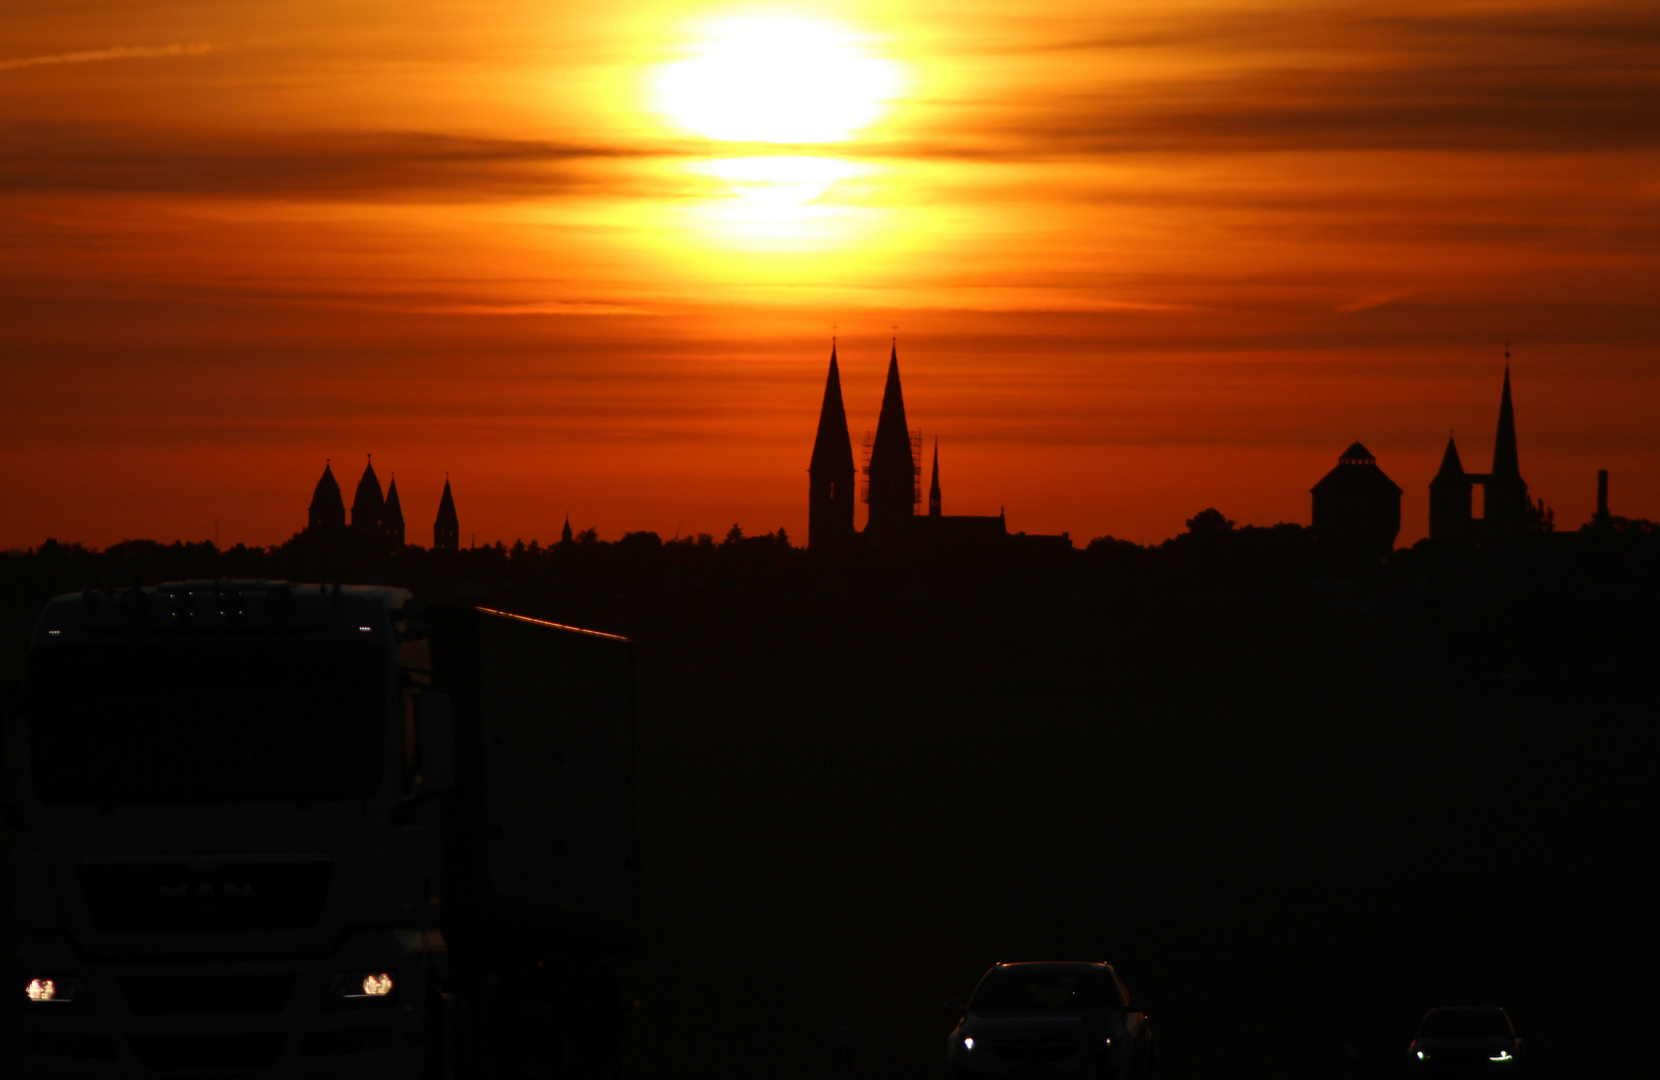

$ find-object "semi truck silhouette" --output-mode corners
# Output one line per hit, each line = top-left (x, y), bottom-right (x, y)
(6, 582), (637, 1078)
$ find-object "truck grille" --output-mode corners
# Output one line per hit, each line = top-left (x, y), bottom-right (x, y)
(80, 860), (333, 932)
(120, 974), (295, 1015)
(989, 1039), (1079, 1063)
(127, 1032), (288, 1071)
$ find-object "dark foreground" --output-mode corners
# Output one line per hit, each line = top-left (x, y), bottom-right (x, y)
(4, 526), (1657, 1077)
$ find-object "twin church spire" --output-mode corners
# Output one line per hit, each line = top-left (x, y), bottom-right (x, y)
(809, 338), (959, 547)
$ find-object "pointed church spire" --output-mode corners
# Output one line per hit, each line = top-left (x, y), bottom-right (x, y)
(865, 341), (917, 535)
(433, 475), (459, 552)
(1434, 432), (1465, 481)
(383, 474), (405, 546)
(928, 436), (942, 517)
(808, 340), (857, 547)
(561, 513), (573, 545)
(1483, 358), (1529, 536)
(308, 460), (346, 533)
(352, 454), (384, 534)
(1492, 363), (1520, 479)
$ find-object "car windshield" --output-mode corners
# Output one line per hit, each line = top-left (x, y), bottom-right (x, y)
(970, 965), (1123, 1013)
(26, 639), (388, 805)
(1419, 1009), (1512, 1039)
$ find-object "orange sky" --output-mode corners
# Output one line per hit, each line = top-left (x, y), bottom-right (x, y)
(4, 0), (1658, 549)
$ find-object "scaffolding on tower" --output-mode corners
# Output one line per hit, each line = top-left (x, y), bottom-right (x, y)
(860, 429), (923, 510)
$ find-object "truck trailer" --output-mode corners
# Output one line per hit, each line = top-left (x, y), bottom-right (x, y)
(4, 581), (638, 1078)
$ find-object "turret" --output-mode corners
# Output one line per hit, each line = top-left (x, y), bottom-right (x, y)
(352, 456), (385, 535)
(383, 476), (406, 547)
(808, 343), (857, 548)
(433, 477), (459, 553)
(307, 461), (346, 533)
(1428, 433), (1473, 541)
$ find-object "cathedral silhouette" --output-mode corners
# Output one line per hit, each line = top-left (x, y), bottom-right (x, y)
(306, 457), (458, 551)
(809, 341), (1060, 552)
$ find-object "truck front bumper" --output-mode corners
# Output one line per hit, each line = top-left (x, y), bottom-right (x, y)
(15, 929), (440, 1078)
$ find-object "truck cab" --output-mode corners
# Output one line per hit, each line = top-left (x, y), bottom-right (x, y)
(6, 580), (636, 1079)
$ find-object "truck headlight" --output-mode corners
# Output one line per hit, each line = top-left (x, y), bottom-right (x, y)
(24, 978), (85, 1006)
(325, 972), (396, 1008)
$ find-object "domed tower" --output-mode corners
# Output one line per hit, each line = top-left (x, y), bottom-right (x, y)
(808, 342), (856, 548)
(864, 343), (919, 536)
(433, 477), (459, 553)
(383, 475), (406, 547)
(1311, 442), (1403, 560)
(307, 461), (346, 533)
(351, 456), (385, 536)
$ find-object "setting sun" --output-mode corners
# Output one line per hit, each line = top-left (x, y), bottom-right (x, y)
(653, 15), (902, 144)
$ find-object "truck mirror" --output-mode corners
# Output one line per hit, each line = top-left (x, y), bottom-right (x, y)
(415, 691), (455, 794)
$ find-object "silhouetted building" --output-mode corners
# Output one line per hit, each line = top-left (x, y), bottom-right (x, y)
(928, 437), (941, 517)
(434, 477), (459, 553)
(1596, 469), (1610, 527)
(308, 461), (346, 533)
(1311, 442), (1403, 559)
(905, 437), (1015, 551)
(561, 514), (573, 545)
(1482, 366), (1529, 536)
(1428, 435), (1473, 542)
(808, 344), (857, 548)
(384, 476), (405, 547)
(863, 344), (920, 536)
(352, 457), (385, 537)
(1427, 365), (1531, 542)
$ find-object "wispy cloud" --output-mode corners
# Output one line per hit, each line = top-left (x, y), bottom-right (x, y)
(0, 43), (213, 74)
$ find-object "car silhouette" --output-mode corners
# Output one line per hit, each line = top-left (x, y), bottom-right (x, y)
(945, 961), (1153, 1080)
(1409, 1006), (1525, 1073)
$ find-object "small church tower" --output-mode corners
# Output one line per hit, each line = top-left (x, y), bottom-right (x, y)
(383, 475), (406, 547)
(308, 461), (346, 533)
(352, 456), (385, 536)
(1428, 434), (1472, 541)
(808, 343), (857, 548)
(433, 476), (459, 553)
(864, 343), (918, 536)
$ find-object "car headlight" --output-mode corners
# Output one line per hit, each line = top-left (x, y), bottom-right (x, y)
(1416, 1050), (1426, 1060)
(24, 977), (85, 1006)
(324, 971), (396, 1008)
(963, 1036), (975, 1051)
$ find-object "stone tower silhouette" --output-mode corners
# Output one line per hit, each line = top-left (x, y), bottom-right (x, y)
(352, 456), (385, 536)
(864, 343), (918, 536)
(1310, 442), (1402, 559)
(808, 343), (856, 548)
(433, 477), (459, 553)
(928, 436), (941, 517)
(1482, 365), (1529, 537)
(383, 475), (406, 547)
(308, 461), (346, 533)
(1428, 434), (1472, 541)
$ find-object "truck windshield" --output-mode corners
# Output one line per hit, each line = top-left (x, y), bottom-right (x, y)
(26, 639), (388, 805)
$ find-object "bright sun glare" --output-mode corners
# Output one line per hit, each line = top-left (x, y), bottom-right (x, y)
(654, 15), (900, 207)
